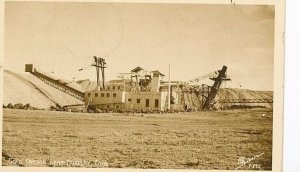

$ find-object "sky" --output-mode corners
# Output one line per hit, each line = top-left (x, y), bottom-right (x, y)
(4, 2), (274, 91)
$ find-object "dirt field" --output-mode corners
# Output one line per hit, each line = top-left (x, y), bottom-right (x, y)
(2, 109), (272, 170)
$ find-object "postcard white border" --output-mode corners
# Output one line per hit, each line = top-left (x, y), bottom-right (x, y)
(0, 0), (285, 172)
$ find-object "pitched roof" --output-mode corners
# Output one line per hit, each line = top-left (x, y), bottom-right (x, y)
(131, 66), (144, 73)
(151, 70), (165, 76)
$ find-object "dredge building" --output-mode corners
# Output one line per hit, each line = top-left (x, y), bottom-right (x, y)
(84, 66), (184, 112)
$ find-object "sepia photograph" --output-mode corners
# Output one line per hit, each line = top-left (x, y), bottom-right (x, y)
(1, 1), (284, 171)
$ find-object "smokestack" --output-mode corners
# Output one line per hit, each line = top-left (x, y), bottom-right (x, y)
(168, 64), (171, 110)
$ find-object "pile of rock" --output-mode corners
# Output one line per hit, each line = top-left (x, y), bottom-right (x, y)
(3, 103), (38, 110)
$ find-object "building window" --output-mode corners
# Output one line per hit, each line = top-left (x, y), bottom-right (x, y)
(137, 99), (140, 103)
(128, 98), (132, 102)
(107, 105), (110, 108)
(118, 86), (121, 90)
(95, 93), (98, 97)
(101, 93), (105, 97)
(113, 93), (117, 97)
(113, 86), (115, 90)
(155, 99), (159, 108)
(146, 99), (150, 107)
(107, 86), (110, 90)
(87, 93), (91, 97)
(106, 93), (110, 97)
(116, 105), (119, 109)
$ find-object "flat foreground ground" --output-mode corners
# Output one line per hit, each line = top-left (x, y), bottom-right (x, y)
(2, 109), (272, 170)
